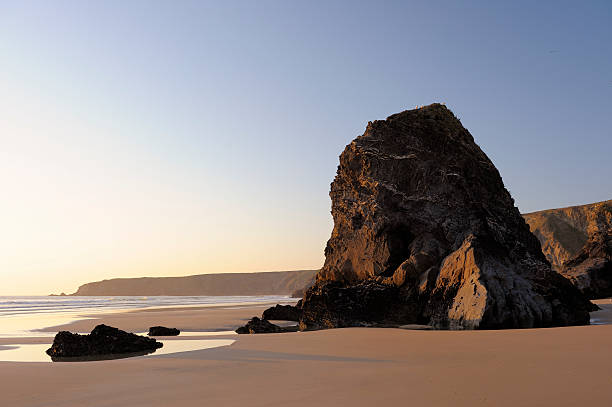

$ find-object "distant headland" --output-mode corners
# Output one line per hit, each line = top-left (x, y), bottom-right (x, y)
(55, 270), (317, 297)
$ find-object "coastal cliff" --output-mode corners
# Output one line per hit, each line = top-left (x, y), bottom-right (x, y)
(71, 270), (317, 296)
(524, 200), (612, 298)
(299, 104), (593, 330)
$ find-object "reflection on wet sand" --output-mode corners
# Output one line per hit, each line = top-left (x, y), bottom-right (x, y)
(50, 349), (158, 362)
(0, 338), (235, 363)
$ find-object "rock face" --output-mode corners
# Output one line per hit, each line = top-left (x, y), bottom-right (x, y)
(262, 304), (302, 321)
(148, 326), (180, 336)
(300, 104), (593, 330)
(46, 324), (163, 359)
(524, 200), (612, 298)
(563, 232), (612, 298)
(235, 317), (288, 334)
(522, 201), (611, 268)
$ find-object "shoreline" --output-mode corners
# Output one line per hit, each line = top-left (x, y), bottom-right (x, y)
(0, 298), (296, 342)
(1, 298), (610, 344)
(36, 301), (291, 334)
(1, 301), (612, 405)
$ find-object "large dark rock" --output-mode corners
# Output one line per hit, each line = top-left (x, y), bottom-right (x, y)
(235, 317), (295, 334)
(300, 104), (594, 330)
(148, 326), (180, 336)
(46, 324), (163, 359)
(262, 304), (302, 321)
(299, 281), (411, 330)
(563, 231), (612, 298)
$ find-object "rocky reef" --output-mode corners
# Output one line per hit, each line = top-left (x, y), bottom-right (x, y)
(235, 317), (297, 334)
(524, 200), (612, 299)
(148, 326), (180, 336)
(298, 103), (593, 330)
(46, 324), (163, 360)
(262, 304), (302, 321)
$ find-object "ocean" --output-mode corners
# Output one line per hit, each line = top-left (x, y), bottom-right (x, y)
(0, 295), (294, 337)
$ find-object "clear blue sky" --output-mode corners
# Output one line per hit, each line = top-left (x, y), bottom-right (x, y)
(1, 1), (611, 294)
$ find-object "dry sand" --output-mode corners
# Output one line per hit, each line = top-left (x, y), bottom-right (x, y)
(2, 301), (612, 406)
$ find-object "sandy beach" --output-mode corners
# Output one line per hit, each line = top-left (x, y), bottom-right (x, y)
(0, 301), (611, 406)
(4, 1), (610, 405)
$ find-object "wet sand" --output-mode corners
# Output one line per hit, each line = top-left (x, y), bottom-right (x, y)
(2, 301), (612, 406)
(39, 302), (278, 335)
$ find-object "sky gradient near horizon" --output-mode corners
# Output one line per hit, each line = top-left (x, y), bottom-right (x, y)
(1, 1), (611, 295)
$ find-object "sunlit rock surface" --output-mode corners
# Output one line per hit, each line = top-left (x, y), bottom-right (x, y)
(300, 104), (593, 330)
(524, 200), (612, 298)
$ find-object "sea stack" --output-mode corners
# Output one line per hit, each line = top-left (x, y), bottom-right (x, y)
(300, 103), (594, 330)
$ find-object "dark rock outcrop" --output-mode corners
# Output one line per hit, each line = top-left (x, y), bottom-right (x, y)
(47, 324), (163, 359)
(262, 304), (302, 321)
(46, 324), (163, 359)
(563, 231), (612, 298)
(148, 326), (180, 336)
(235, 317), (290, 334)
(300, 281), (410, 330)
(524, 200), (612, 298)
(299, 104), (593, 330)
